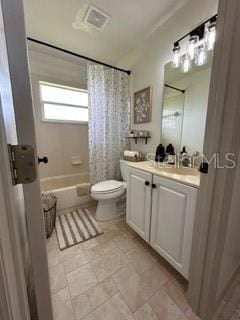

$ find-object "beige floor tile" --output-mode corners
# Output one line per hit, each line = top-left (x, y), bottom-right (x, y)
(156, 256), (188, 293)
(134, 303), (159, 320)
(51, 287), (75, 320)
(97, 235), (119, 254)
(67, 263), (98, 297)
(48, 249), (60, 268)
(91, 248), (129, 281)
(83, 292), (134, 320)
(113, 263), (168, 312)
(97, 220), (122, 236)
(49, 263), (67, 294)
(162, 281), (189, 313)
(114, 233), (139, 253)
(83, 240), (102, 261)
(86, 276), (118, 309)
(126, 246), (156, 275)
(185, 307), (201, 320)
(63, 257), (78, 274)
(59, 244), (83, 262)
(72, 292), (92, 320)
(149, 288), (188, 320)
(75, 249), (90, 267)
(83, 238), (99, 250)
(114, 220), (138, 237)
(47, 231), (58, 251)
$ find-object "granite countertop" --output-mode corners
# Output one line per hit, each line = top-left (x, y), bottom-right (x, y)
(127, 161), (201, 188)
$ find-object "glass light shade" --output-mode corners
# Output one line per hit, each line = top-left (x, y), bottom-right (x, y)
(206, 23), (216, 51)
(195, 44), (207, 66)
(187, 35), (199, 60)
(181, 54), (192, 73)
(172, 46), (180, 68)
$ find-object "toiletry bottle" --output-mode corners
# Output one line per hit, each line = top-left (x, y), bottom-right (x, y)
(155, 144), (165, 162)
(166, 143), (175, 155)
(180, 146), (190, 167)
(181, 146), (187, 154)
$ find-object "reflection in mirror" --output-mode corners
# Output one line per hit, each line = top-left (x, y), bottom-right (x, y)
(161, 53), (212, 155)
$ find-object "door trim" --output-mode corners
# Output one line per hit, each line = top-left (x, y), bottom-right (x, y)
(0, 0), (53, 318)
(0, 142), (30, 319)
(187, 0), (240, 318)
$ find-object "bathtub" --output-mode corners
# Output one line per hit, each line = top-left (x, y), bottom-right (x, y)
(40, 173), (94, 215)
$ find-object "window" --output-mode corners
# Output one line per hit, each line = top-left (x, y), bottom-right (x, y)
(39, 82), (88, 123)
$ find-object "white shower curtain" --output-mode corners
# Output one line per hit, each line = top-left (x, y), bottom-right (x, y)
(88, 63), (130, 184)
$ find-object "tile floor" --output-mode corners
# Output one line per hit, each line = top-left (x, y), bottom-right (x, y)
(47, 208), (200, 320)
(214, 269), (240, 320)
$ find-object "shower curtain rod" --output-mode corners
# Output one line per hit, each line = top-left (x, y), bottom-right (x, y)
(164, 84), (185, 93)
(27, 37), (131, 75)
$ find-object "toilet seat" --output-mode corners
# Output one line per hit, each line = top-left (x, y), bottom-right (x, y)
(91, 180), (126, 194)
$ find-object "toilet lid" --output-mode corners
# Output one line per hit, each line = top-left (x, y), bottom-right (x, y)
(91, 180), (125, 193)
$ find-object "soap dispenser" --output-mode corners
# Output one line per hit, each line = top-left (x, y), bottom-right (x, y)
(155, 144), (165, 162)
(165, 144), (175, 164)
(166, 143), (175, 155)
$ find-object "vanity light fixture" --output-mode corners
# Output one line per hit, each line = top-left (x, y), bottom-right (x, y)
(195, 43), (207, 66)
(171, 14), (217, 73)
(187, 35), (199, 60)
(172, 42), (181, 68)
(181, 54), (192, 73)
(206, 17), (217, 51)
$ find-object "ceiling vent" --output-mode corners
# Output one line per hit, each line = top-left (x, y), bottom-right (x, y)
(83, 5), (110, 31)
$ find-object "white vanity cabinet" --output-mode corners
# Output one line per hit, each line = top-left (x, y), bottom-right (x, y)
(150, 175), (198, 278)
(126, 167), (152, 242)
(126, 166), (198, 279)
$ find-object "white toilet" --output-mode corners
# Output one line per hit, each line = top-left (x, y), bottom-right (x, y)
(91, 159), (129, 221)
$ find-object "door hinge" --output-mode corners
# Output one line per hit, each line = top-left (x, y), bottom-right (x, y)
(8, 144), (37, 185)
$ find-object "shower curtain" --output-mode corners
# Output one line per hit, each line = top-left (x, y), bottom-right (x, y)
(88, 63), (130, 184)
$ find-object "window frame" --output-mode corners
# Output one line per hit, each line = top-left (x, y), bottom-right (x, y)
(39, 81), (88, 124)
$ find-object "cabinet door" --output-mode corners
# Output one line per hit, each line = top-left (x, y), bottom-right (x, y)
(127, 167), (152, 242)
(150, 175), (198, 279)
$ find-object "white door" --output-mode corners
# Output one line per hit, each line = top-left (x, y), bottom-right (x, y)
(150, 175), (197, 279)
(126, 167), (152, 241)
(0, 0), (52, 319)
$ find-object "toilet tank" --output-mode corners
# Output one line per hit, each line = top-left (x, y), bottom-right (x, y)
(120, 159), (130, 181)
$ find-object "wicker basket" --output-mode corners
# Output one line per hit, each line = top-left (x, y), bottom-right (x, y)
(43, 195), (57, 238)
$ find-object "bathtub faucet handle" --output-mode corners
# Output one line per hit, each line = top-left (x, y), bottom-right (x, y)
(38, 156), (48, 164)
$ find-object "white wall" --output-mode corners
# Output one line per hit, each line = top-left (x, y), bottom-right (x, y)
(28, 49), (89, 179)
(118, 0), (218, 156)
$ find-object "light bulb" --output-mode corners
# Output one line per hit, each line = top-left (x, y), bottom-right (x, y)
(172, 43), (180, 68)
(187, 35), (199, 60)
(207, 22), (216, 51)
(181, 54), (191, 73)
(195, 44), (207, 66)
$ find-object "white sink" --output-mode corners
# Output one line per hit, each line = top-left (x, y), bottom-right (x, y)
(154, 165), (199, 176)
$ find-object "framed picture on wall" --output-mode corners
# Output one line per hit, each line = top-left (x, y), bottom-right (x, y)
(134, 86), (152, 124)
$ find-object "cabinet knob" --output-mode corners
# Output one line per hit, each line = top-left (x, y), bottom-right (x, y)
(152, 183), (157, 189)
(145, 181), (150, 186)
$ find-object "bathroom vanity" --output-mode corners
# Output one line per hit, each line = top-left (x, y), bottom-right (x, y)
(126, 161), (200, 279)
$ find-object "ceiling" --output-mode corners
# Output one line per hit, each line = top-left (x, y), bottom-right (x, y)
(23, 0), (190, 66)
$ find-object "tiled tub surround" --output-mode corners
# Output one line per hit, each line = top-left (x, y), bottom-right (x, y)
(47, 209), (200, 320)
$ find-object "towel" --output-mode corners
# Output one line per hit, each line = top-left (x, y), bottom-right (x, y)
(76, 183), (91, 197)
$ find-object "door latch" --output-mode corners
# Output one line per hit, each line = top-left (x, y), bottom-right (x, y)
(199, 162), (209, 174)
(8, 144), (37, 185)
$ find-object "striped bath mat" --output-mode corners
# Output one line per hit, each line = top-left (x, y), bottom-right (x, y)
(55, 208), (103, 250)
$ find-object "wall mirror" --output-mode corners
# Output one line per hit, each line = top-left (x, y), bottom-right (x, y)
(161, 53), (213, 155)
